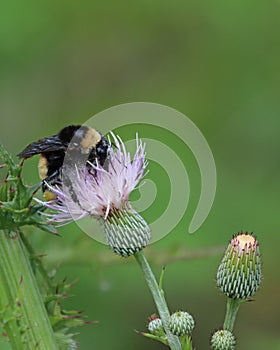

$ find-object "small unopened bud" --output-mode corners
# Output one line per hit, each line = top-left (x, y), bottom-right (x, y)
(102, 206), (151, 257)
(217, 232), (261, 299)
(211, 329), (236, 350)
(169, 311), (194, 337)
(147, 315), (164, 335)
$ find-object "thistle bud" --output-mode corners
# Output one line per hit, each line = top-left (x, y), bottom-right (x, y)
(217, 233), (261, 299)
(169, 311), (194, 337)
(147, 315), (164, 336)
(102, 206), (151, 257)
(211, 329), (236, 350)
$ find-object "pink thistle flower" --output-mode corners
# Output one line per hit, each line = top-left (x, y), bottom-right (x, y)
(36, 133), (150, 256)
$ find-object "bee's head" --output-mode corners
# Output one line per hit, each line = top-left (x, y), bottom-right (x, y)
(96, 135), (110, 166)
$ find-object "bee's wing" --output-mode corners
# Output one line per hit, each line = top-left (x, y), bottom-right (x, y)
(18, 135), (65, 158)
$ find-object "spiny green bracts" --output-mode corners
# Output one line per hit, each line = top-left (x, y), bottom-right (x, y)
(211, 329), (236, 350)
(103, 206), (150, 257)
(217, 233), (261, 300)
(169, 311), (195, 337)
(147, 315), (164, 336)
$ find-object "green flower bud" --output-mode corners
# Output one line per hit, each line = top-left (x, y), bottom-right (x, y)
(103, 206), (151, 257)
(211, 329), (236, 350)
(217, 233), (261, 299)
(169, 311), (194, 337)
(147, 315), (164, 335)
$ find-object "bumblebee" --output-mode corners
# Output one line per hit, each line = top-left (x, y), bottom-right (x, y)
(18, 125), (109, 200)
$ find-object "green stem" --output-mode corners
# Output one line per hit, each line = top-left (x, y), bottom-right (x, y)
(0, 230), (59, 349)
(0, 273), (23, 348)
(223, 298), (241, 331)
(20, 232), (53, 290)
(134, 251), (182, 350)
(181, 335), (193, 350)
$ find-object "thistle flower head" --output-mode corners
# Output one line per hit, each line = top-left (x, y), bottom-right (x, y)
(169, 311), (195, 337)
(38, 133), (150, 256)
(211, 330), (236, 350)
(217, 232), (262, 299)
(147, 315), (164, 336)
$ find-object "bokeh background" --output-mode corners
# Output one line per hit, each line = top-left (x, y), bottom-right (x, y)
(1, 1), (279, 349)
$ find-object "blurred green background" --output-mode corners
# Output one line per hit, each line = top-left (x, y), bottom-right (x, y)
(1, 1), (279, 349)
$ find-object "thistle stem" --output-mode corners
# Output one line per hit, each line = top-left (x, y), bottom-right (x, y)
(134, 251), (182, 350)
(0, 230), (59, 349)
(181, 335), (193, 350)
(223, 298), (241, 331)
